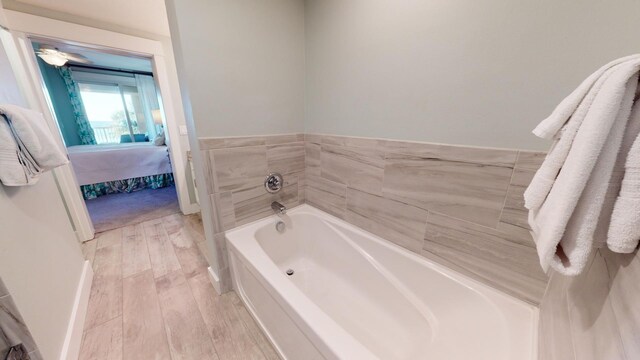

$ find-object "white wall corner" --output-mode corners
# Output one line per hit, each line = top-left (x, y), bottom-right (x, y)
(59, 260), (93, 360)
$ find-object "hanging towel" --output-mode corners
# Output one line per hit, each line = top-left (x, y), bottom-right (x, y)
(0, 104), (68, 186)
(607, 132), (640, 253)
(533, 54), (640, 139)
(526, 59), (640, 275)
(593, 87), (640, 248)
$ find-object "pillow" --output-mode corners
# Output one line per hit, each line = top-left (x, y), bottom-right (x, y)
(154, 131), (166, 146)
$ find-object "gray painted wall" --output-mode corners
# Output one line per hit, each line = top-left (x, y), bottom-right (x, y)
(304, 0), (640, 150)
(166, 0), (305, 138)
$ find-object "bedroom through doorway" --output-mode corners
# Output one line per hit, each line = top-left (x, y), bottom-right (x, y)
(32, 39), (180, 233)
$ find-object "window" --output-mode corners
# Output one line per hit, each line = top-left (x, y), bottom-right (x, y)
(78, 82), (147, 144)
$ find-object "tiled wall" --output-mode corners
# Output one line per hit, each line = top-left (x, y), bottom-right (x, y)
(0, 278), (42, 360)
(304, 133), (548, 304)
(539, 248), (640, 360)
(198, 134), (306, 287)
(198, 133), (547, 304)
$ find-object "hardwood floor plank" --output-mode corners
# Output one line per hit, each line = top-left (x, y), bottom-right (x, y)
(122, 224), (151, 278)
(229, 292), (280, 360)
(155, 271), (219, 360)
(96, 228), (123, 249)
(144, 219), (181, 279)
(79, 316), (123, 360)
(84, 243), (123, 330)
(123, 270), (171, 360)
(162, 213), (185, 236)
(167, 225), (209, 278)
(188, 271), (266, 360)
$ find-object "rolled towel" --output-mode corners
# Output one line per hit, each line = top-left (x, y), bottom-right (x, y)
(607, 133), (640, 253)
(533, 54), (640, 140)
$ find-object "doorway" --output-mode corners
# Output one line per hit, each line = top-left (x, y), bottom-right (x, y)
(32, 39), (180, 232)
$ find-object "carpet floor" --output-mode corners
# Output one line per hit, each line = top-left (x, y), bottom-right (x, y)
(85, 185), (180, 233)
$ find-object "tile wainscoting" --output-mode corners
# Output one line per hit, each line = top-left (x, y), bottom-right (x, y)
(304, 133), (548, 304)
(199, 133), (548, 304)
(198, 134), (306, 289)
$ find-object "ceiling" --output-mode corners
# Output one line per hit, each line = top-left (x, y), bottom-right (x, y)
(4, 0), (171, 37)
(33, 40), (153, 72)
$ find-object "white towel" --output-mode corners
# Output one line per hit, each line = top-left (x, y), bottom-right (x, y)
(533, 54), (640, 139)
(527, 60), (640, 275)
(607, 132), (640, 253)
(0, 104), (68, 186)
(594, 87), (640, 248)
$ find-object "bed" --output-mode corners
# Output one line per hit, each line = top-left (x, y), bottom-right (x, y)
(67, 143), (173, 199)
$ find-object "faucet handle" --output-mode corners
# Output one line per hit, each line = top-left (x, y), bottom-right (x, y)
(264, 173), (283, 193)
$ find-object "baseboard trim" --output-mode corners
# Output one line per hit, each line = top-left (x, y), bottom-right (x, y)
(59, 260), (93, 360)
(208, 266), (222, 295)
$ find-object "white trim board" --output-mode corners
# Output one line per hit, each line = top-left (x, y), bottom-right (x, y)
(59, 260), (93, 360)
(208, 266), (222, 295)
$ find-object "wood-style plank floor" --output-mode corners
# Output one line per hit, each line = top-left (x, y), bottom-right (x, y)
(79, 213), (279, 360)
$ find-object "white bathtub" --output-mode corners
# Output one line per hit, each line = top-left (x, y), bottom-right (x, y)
(226, 204), (538, 360)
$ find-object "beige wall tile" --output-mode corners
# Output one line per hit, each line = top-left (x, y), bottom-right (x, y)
(321, 143), (385, 195)
(211, 192), (236, 231)
(306, 176), (347, 219)
(421, 241), (546, 304)
(424, 212), (546, 281)
(499, 168), (536, 232)
(304, 133), (322, 144)
(265, 133), (304, 145)
(201, 150), (217, 195)
(305, 142), (321, 176)
(267, 142), (305, 175)
(385, 141), (518, 167)
(212, 146), (268, 192)
(232, 177), (300, 226)
(199, 136), (266, 150)
(383, 151), (513, 227)
(122, 270), (171, 360)
(516, 151), (546, 171)
(346, 188), (428, 253)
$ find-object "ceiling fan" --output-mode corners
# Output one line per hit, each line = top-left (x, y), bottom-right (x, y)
(36, 44), (91, 67)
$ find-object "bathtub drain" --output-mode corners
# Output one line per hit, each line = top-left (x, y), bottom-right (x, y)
(286, 269), (294, 276)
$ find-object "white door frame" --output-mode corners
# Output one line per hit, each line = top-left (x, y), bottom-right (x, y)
(4, 10), (197, 241)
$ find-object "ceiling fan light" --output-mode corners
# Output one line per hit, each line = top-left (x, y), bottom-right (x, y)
(38, 52), (68, 66)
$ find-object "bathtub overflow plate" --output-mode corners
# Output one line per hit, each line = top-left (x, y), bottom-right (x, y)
(286, 269), (294, 276)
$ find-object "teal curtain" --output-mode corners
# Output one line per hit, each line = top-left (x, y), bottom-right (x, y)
(58, 66), (96, 145)
(81, 173), (174, 200)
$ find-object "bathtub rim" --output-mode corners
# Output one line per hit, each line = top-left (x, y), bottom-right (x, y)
(226, 203), (539, 360)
